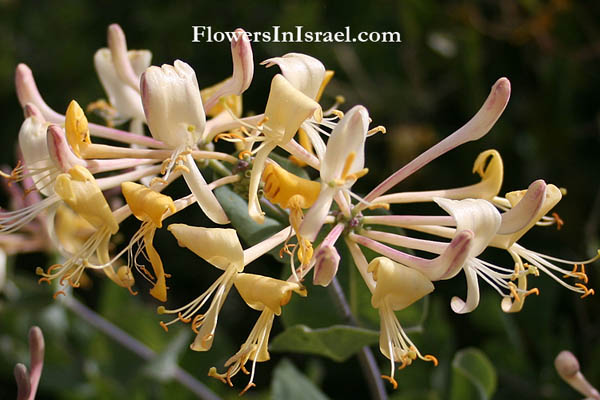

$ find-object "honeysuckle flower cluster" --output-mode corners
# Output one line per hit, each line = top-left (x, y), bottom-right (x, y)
(3, 23), (598, 394)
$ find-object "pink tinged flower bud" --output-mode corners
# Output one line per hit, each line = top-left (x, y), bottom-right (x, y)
(15, 64), (63, 123)
(14, 363), (30, 400)
(555, 350), (600, 400)
(230, 28), (254, 94)
(313, 244), (340, 287)
(107, 24), (142, 92)
(27, 326), (45, 400)
(141, 60), (206, 147)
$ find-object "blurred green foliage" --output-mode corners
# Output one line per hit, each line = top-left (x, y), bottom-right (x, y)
(1, 0), (599, 399)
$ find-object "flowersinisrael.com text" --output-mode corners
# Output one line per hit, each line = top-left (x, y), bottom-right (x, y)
(192, 26), (401, 43)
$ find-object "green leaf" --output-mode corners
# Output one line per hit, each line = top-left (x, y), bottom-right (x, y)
(270, 324), (379, 362)
(271, 359), (329, 400)
(450, 348), (497, 400)
(215, 185), (284, 248)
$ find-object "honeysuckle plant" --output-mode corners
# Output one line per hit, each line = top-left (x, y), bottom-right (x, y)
(3, 22), (598, 398)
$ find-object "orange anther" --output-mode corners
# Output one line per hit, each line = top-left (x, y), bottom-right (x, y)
(424, 354), (439, 366)
(178, 312), (191, 323)
(239, 382), (256, 396)
(381, 375), (398, 390)
(53, 290), (66, 299)
(38, 277), (51, 285)
(127, 287), (138, 296)
(159, 321), (169, 332)
(552, 212), (564, 230)
(238, 150), (252, 160)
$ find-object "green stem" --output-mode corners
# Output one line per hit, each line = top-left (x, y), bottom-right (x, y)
(328, 277), (387, 400)
(60, 296), (220, 400)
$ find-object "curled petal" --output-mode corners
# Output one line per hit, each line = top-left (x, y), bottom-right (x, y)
(368, 257), (434, 310)
(492, 183), (562, 249)
(450, 264), (480, 314)
(234, 273), (307, 315)
(261, 53), (325, 99)
(141, 60), (206, 147)
(497, 179), (546, 235)
(14, 363), (30, 400)
(168, 224), (244, 271)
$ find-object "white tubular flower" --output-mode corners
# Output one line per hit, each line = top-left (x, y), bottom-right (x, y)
(434, 197), (501, 313)
(93, 48), (149, 122)
(141, 60), (228, 224)
(261, 53), (326, 100)
(368, 257), (437, 389)
(158, 225), (244, 351)
(141, 60), (205, 147)
(247, 74), (321, 223)
(299, 105), (369, 240)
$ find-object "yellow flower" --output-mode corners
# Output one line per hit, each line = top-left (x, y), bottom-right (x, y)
(36, 165), (134, 294)
(158, 225), (244, 351)
(121, 182), (175, 302)
(209, 273), (306, 394)
(368, 257), (437, 389)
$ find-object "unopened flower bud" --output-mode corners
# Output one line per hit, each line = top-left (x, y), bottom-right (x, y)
(313, 244), (340, 287)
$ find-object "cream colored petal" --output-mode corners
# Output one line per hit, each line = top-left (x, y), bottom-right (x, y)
(18, 116), (54, 196)
(247, 143), (276, 224)
(141, 60), (205, 147)
(168, 224), (244, 271)
(261, 53), (325, 99)
(450, 264), (480, 314)
(263, 74), (322, 144)
(182, 154), (229, 225)
(321, 105), (369, 183)
(234, 273), (307, 316)
(368, 257), (434, 311)
(298, 186), (336, 241)
(434, 197), (501, 257)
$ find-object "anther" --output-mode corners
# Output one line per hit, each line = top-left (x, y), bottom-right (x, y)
(508, 282), (521, 302)
(238, 150), (252, 160)
(367, 125), (387, 136)
(53, 290), (66, 299)
(552, 212), (564, 230)
(381, 375), (398, 389)
(424, 354), (439, 366)
(239, 382), (256, 396)
(178, 312), (191, 323)
(331, 110), (344, 119)
(159, 321), (169, 332)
